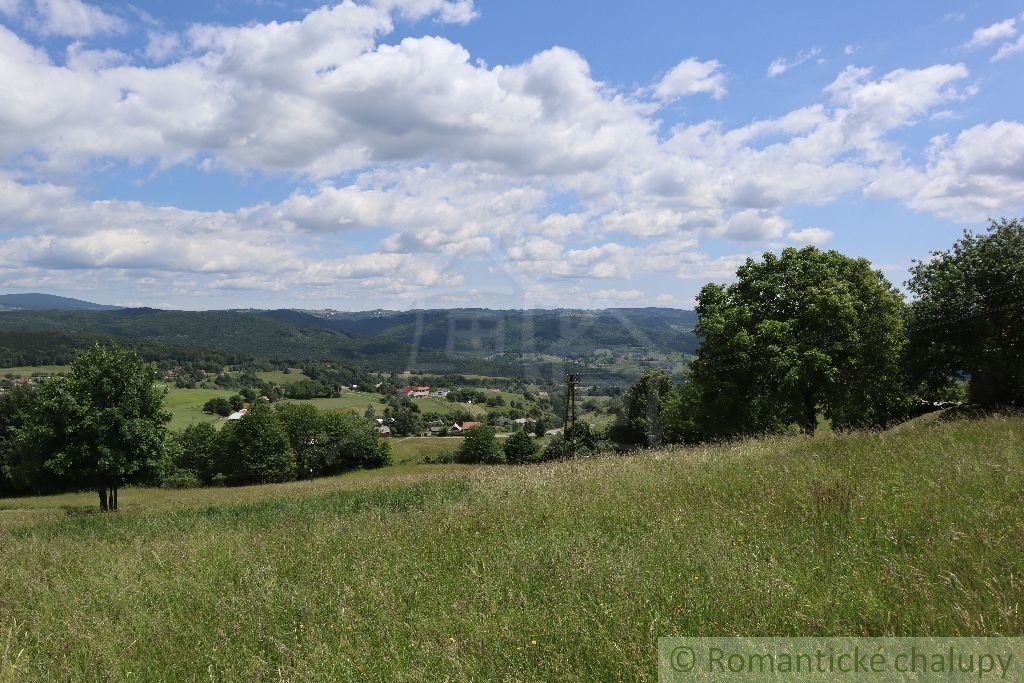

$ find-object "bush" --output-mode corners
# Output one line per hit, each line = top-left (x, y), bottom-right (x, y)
(455, 424), (504, 464)
(540, 422), (602, 461)
(202, 397), (232, 416)
(161, 468), (202, 489)
(503, 429), (539, 465)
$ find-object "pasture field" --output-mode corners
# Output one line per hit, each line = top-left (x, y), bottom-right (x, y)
(1, 414), (1022, 680)
(162, 387), (236, 430)
(254, 369), (310, 385)
(286, 391), (385, 413)
(0, 365), (69, 377)
(388, 436), (463, 465)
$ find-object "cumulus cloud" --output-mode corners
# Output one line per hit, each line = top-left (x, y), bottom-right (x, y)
(717, 210), (790, 241)
(767, 47), (820, 77)
(787, 227), (834, 246)
(867, 121), (1024, 220)
(33, 0), (124, 37)
(653, 57), (726, 101)
(0, 2), (1019, 306)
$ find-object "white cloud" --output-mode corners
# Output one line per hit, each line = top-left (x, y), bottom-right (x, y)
(0, 2), (1019, 305)
(144, 32), (179, 62)
(653, 57), (726, 101)
(844, 45), (858, 56)
(0, 0), (20, 16)
(867, 121), (1024, 220)
(964, 17), (1017, 49)
(33, 0), (124, 37)
(767, 47), (820, 77)
(787, 227), (834, 246)
(992, 34), (1024, 61)
(717, 210), (790, 241)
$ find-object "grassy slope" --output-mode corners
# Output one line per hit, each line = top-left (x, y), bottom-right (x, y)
(163, 387), (237, 430)
(389, 436), (463, 465)
(1, 415), (1022, 680)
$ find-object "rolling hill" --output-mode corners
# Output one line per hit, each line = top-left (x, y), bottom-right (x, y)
(0, 293), (121, 311)
(1, 414), (1020, 679)
(0, 305), (700, 379)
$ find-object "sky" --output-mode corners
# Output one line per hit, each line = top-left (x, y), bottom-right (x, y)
(0, 0), (1022, 311)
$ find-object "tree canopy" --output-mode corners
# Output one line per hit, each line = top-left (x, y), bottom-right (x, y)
(16, 345), (169, 510)
(907, 218), (1024, 407)
(455, 424), (504, 464)
(608, 369), (675, 447)
(672, 247), (908, 440)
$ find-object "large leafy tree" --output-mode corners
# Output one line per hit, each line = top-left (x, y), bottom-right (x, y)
(680, 247), (908, 438)
(319, 410), (392, 472)
(275, 402), (324, 477)
(169, 422), (219, 485)
(907, 218), (1024, 406)
(216, 402), (295, 485)
(608, 369), (676, 447)
(0, 383), (58, 495)
(28, 345), (169, 510)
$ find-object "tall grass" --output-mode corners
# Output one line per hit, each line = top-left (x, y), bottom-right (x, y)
(0, 414), (1021, 680)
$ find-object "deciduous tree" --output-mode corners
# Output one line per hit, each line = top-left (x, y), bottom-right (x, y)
(907, 218), (1024, 406)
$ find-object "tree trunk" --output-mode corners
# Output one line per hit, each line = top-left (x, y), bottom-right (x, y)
(106, 488), (117, 512)
(803, 394), (817, 436)
(98, 487), (108, 512)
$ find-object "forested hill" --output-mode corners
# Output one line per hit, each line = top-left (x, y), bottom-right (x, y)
(0, 293), (121, 311)
(260, 307), (700, 356)
(0, 307), (699, 379)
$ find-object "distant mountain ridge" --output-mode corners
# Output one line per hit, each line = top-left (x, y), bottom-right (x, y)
(0, 302), (699, 380)
(0, 293), (121, 311)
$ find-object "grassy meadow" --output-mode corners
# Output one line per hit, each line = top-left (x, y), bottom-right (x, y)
(162, 387), (237, 430)
(1, 413), (1022, 680)
(0, 365), (69, 377)
(389, 436), (463, 465)
(254, 369), (310, 385)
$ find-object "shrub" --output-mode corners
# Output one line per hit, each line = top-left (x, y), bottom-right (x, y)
(455, 424), (504, 464)
(503, 429), (539, 465)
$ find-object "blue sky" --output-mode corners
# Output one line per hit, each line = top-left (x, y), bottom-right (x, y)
(0, 0), (1022, 310)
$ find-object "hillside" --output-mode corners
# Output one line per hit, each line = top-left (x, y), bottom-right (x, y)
(0, 306), (700, 379)
(0, 293), (120, 311)
(1, 415), (1020, 679)
(278, 307), (700, 356)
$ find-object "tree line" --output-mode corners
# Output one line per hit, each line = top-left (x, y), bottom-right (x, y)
(0, 346), (391, 507)
(611, 218), (1023, 447)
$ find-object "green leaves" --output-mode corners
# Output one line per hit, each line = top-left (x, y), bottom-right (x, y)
(455, 424), (504, 464)
(908, 218), (1024, 406)
(673, 247), (909, 440)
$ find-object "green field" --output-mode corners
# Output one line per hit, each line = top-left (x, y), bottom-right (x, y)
(0, 365), (69, 377)
(1, 413), (1021, 679)
(255, 369), (310, 385)
(163, 387), (236, 430)
(286, 391), (385, 413)
(389, 436), (463, 465)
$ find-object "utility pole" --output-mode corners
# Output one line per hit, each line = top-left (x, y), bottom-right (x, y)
(563, 372), (579, 458)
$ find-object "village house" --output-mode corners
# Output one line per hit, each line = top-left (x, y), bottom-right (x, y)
(430, 388), (450, 398)
(452, 421), (482, 432)
(398, 385), (430, 398)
